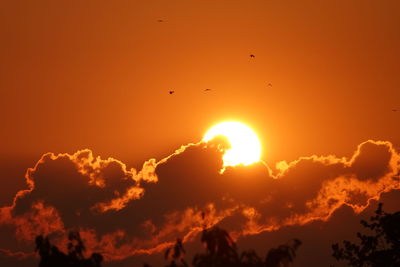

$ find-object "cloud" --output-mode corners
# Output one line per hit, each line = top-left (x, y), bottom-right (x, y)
(0, 248), (33, 259)
(0, 140), (399, 263)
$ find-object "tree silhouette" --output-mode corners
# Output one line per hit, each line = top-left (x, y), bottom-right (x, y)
(264, 239), (302, 267)
(192, 227), (239, 267)
(239, 250), (263, 267)
(332, 203), (400, 266)
(164, 238), (189, 267)
(35, 231), (103, 267)
(143, 225), (302, 267)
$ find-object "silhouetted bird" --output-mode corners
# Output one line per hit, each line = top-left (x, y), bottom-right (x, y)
(204, 88), (211, 91)
(169, 90), (175, 95)
(267, 83), (272, 87)
(250, 54), (255, 58)
(157, 19), (164, 22)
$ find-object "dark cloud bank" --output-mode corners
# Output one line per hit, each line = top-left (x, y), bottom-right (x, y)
(1, 140), (399, 266)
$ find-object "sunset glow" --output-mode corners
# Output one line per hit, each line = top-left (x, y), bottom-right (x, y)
(203, 121), (262, 167)
(1, 1), (400, 266)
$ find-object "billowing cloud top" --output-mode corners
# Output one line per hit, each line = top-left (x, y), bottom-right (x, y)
(1, 140), (399, 262)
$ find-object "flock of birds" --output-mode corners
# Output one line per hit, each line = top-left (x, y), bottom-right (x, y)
(157, 18), (272, 96)
(158, 19), (398, 112)
(169, 88), (215, 95)
(167, 53), (272, 95)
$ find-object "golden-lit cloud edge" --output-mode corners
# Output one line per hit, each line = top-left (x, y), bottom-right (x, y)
(0, 139), (399, 261)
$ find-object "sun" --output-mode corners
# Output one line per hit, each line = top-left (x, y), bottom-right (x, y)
(203, 121), (262, 168)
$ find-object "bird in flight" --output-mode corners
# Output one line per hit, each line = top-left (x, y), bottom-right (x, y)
(204, 88), (212, 91)
(250, 54), (255, 58)
(157, 19), (164, 22)
(267, 83), (272, 87)
(169, 90), (175, 95)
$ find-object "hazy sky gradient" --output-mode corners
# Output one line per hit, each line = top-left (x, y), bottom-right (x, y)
(0, 1), (399, 266)
(1, 0), (399, 164)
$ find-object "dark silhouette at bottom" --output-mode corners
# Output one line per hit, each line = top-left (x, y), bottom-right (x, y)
(34, 227), (301, 267)
(332, 203), (400, 266)
(35, 231), (103, 267)
(146, 226), (302, 267)
(33, 202), (400, 266)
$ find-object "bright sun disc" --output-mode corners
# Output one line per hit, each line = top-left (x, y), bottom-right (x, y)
(203, 121), (262, 167)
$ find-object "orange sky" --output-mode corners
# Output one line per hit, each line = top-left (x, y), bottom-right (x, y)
(1, 0), (399, 164)
(1, 1), (400, 266)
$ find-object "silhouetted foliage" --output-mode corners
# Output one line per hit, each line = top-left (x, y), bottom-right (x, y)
(264, 239), (302, 267)
(145, 226), (302, 267)
(35, 231), (103, 267)
(332, 203), (400, 267)
(193, 227), (239, 267)
(239, 249), (263, 267)
(164, 238), (189, 267)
